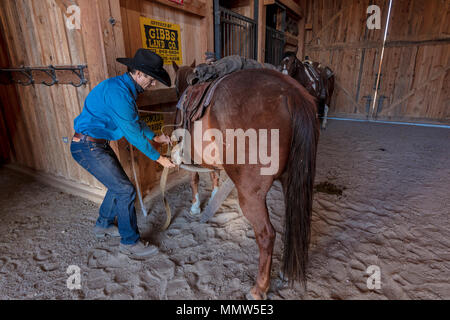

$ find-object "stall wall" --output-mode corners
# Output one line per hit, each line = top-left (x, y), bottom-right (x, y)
(0, 0), (105, 191)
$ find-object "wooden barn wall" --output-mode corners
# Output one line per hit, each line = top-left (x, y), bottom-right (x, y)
(302, 0), (390, 118)
(375, 0), (449, 123)
(0, 0), (106, 191)
(0, 0), (215, 200)
(120, 0), (210, 90)
(300, 0), (449, 124)
(0, 20), (19, 165)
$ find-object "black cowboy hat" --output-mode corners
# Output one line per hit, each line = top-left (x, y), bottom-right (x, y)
(116, 49), (171, 87)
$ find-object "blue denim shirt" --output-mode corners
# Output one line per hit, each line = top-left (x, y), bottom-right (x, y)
(74, 73), (160, 161)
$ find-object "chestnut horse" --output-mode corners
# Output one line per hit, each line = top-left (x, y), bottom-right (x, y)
(172, 61), (319, 300)
(281, 52), (335, 129)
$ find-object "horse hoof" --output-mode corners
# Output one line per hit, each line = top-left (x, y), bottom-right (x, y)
(187, 208), (202, 219)
(246, 288), (267, 300)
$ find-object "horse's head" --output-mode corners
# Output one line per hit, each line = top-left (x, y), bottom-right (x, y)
(281, 51), (301, 77)
(172, 60), (196, 98)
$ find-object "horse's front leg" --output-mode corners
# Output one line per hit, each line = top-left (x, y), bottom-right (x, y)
(189, 172), (201, 216)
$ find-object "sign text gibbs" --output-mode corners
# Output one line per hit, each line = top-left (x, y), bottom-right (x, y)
(140, 17), (182, 65)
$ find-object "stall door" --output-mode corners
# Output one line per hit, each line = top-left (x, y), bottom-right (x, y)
(214, 0), (259, 60)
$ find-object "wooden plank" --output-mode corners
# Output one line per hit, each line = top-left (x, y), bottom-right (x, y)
(0, 0), (39, 169)
(285, 32), (298, 46)
(257, 0), (266, 62)
(136, 88), (178, 106)
(54, 0), (99, 187)
(202, 0), (214, 54)
(79, 0), (109, 86)
(0, 1), (28, 166)
(16, 0), (57, 174)
(32, 0), (70, 178)
(0, 99), (11, 163)
(278, 0), (303, 17)
(147, 0), (206, 17)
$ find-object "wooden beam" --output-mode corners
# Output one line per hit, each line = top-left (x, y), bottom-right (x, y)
(278, 0), (302, 17)
(285, 33), (298, 46)
(136, 88), (178, 107)
(147, 0), (207, 17)
(306, 38), (450, 52)
(264, 0), (275, 5)
(78, 0), (109, 86)
(257, 1), (267, 62)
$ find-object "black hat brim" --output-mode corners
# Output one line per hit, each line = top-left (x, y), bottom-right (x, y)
(116, 57), (171, 87)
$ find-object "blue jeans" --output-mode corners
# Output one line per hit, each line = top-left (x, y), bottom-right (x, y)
(70, 137), (140, 245)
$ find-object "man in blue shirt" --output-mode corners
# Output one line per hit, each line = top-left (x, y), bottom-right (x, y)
(71, 49), (175, 258)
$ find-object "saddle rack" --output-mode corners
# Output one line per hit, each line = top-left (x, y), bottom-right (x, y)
(0, 65), (88, 87)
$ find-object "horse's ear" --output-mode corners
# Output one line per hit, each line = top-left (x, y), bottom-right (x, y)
(172, 61), (179, 73)
(190, 60), (196, 68)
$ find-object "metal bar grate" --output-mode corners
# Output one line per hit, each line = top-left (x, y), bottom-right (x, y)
(215, 5), (257, 60)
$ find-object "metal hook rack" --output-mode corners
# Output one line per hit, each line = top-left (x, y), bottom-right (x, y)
(34, 65), (58, 86)
(0, 65), (88, 87)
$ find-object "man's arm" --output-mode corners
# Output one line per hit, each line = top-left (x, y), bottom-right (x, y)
(138, 120), (157, 141)
(107, 89), (161, 161)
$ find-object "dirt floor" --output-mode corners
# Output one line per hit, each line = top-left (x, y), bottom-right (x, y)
(0, 120), (449, 300)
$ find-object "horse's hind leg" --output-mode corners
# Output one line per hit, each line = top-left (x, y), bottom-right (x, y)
(235, 180), (275, 300)
(208, 170), (220, 204)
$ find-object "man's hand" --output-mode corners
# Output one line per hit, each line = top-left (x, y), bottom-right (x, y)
(156, 156), (176, 168)
(153, 134), (172, 145)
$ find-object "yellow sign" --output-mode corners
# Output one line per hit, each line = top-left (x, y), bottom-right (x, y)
(141, 113), (164, 133)
(140, 17), (182, 65)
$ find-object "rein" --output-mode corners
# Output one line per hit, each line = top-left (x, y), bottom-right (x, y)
(158, 94), (214, 231)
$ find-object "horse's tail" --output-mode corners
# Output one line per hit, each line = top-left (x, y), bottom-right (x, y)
(282, 90), (320, 286)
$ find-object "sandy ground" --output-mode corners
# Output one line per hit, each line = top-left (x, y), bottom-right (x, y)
(0, 120), (449, 300)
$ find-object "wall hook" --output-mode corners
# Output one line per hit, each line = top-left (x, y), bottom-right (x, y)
(18, 67), (34, 86)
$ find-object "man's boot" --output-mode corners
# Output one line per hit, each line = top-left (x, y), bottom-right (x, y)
(119, 240), (159, 258)
(93, 225), (120, 239)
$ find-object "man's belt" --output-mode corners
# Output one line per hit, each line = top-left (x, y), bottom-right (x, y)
(73, 132), (108, 144)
